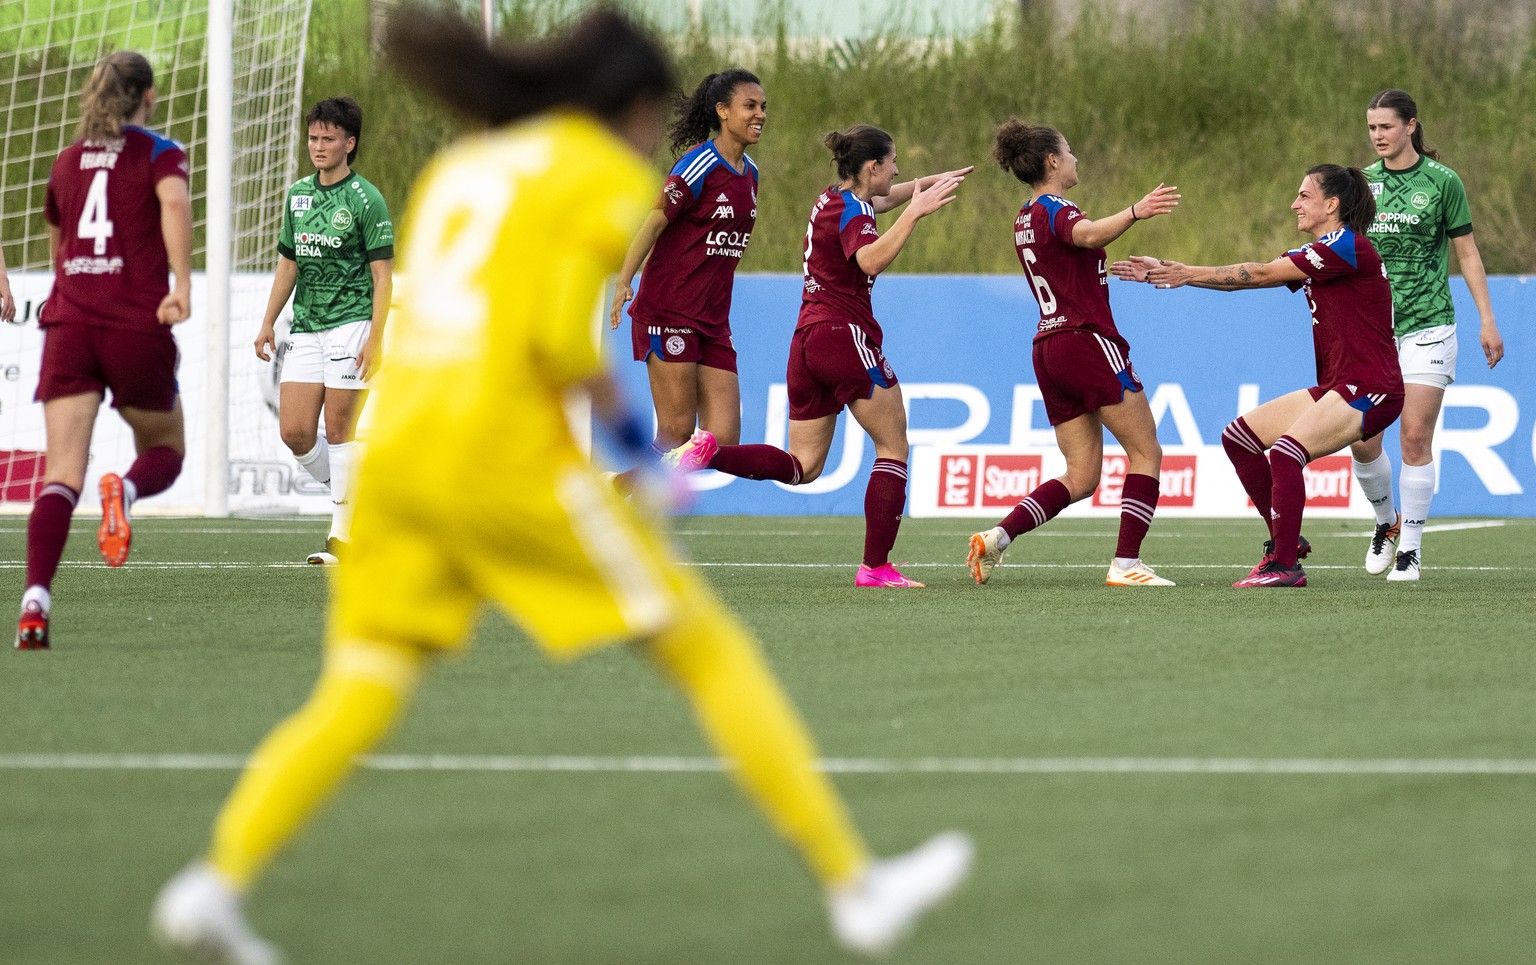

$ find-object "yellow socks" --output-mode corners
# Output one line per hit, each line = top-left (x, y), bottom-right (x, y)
(208, 640), (424, 889)
(647, 605), (869, 886)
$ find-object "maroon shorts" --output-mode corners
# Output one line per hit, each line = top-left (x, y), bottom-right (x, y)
(631, 318), (737, 373)
(1032, 330), (1143, 426)
(1308, 382), (1404, 442)
(786, 321), (897, 421)
(36, 323), (179, 411)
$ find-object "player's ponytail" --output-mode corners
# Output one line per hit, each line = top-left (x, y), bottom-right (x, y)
(1368, 88), (1438, 161)
(992, 118), (1064, 186)
(385, 5), (673, 128)
(77, 51), (154, 142)
(823, 124), (893, 183)
(1308, 163), (1376, 236)
(667, 68), (760, 156)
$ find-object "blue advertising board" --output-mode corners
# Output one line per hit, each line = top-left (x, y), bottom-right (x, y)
(606, 274), (1535, 517)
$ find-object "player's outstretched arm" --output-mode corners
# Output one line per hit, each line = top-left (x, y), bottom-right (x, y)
(1071, 183), (1179, 250)
(610, 207), (669, 329)
(1147, 255), (1302, 291)
(1110, 255), (1162, 283)
(871, 165), (975, 214)
(854, 176), (962, 277)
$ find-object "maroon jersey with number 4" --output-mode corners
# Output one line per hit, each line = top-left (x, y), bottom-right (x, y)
(1283, 228), (1402, 393)
(43, 125), (189, 333)
(1014, 194), (1123, 345)
(798, 188), (881, 337)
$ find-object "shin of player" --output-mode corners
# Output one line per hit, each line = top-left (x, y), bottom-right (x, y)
(966, 120), (1180, 588)
(17, 51), (191, 651)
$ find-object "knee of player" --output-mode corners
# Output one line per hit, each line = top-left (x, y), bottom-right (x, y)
(1399, 428), (1435, 463)
(279, 425), (319, 454)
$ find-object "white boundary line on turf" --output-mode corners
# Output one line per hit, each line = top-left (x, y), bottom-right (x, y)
(2, 753), (1535, 776)
(0, 561), (1520, 571)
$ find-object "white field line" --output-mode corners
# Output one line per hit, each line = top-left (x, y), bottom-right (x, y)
(0, 560), (1519, 572)
(2, 753), (1535, 776)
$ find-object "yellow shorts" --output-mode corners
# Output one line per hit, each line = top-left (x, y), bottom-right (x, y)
(328, 460), (705, 659)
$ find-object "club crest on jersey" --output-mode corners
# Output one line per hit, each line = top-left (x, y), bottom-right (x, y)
(665, 335), (686, 356)
(331, 208), (353, 231)
(291, 196), (312, 212)
(1410, 191), (1431, 210)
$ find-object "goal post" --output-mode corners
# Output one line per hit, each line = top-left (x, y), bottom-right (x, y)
(0, 0), (313, 516)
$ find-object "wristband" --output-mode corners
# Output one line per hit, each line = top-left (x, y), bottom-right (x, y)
(1130, 203), (1139, 221)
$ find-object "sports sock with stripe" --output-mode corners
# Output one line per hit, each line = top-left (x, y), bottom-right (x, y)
(1267, 435), (1312, 567)
(1113, 472), (1160, 560)
(998, 477), (1071, 541)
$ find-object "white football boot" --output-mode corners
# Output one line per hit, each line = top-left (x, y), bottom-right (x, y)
(152, 863), (283, 965)
(1365, 513), (1401, 575)
(1386, 548), (1421, 582)
(827, 831), (974, 956)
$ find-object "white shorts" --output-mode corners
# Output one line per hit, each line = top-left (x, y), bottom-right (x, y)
(280, 318), (373, 390)
(1396, 323), (1456, 389)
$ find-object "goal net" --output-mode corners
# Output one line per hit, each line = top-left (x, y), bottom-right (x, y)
(0, 0), (314, 515)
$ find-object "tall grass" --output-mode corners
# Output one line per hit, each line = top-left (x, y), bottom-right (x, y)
(299, 0), (1536, 273)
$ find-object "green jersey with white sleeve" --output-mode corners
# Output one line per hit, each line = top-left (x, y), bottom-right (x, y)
(1362, 156), (1472, 338)
(277, 171), (394, 333)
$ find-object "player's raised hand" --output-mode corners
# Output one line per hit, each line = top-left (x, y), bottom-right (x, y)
(1110, 255), (1162, 283)
(1133, 183), (1180, 221)
(923, 165), (975, 187)
(1146, 259), (1193, 289)
(609, 279), (634, 330)
(908, 175), (961, 219)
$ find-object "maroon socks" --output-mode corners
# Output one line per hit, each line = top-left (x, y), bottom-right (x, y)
(861, 458), (908, 567)
(710, 444), (802, 484)
(999, 477), (1072, 540)
(1267, 435), (1311, 566)
(1114, 472), (1160, 560)
(26, 483), (78, 591)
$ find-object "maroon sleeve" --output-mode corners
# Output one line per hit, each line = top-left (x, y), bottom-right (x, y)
(1285, 242), (1354, 286)
(44, 178), (61, 227)
(1052, 204), (1084, 246)
(657, 174), (693, 224)
(151, 143), (190, 185)
(838, 210), (878, 261)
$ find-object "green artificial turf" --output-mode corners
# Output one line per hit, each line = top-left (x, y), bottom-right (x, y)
(2, 515), (1532, 964)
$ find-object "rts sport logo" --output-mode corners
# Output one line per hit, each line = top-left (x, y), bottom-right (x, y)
(1244, 454), (1353, 509)
(937, 454), (1043, 509)
(1094, 454), (1197, 508)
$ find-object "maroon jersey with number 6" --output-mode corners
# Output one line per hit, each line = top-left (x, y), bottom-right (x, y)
(43, 125), (189, 333)
(798, 188), (880, 337)
(1014, 193), (1122, 345)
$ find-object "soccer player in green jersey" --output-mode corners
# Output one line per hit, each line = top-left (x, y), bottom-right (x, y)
(1350, 89), (1504, 581)
(255, 97), (394, 564)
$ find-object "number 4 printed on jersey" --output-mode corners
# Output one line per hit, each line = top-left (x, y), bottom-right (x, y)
(79, 170), (114, 255)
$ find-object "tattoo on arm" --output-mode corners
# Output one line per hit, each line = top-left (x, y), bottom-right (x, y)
(1216, 264), (1254, 286)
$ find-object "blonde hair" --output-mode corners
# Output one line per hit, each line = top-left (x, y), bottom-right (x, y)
(77, 51), (154, 142)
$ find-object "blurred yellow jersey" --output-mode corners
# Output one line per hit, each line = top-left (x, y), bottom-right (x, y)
(330, 112), (707, 658)
(366, 111), (653, 480)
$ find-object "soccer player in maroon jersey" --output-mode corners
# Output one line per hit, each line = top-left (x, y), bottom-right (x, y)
(608, 69), (765, 471)
(15, 51), (192, 650)
(965, 121), (1180, 588)
(666, 125), (966, 588)
(1118, 164), (1404, 588)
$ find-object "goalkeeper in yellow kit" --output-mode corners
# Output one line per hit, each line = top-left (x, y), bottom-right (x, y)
(151, 9), (970, 964)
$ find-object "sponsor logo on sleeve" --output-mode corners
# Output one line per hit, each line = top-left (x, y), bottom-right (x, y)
(1304, 245), (1324, 270)
(664, 182), (684, 206)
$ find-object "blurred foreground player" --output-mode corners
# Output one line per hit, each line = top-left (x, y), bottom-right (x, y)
(152, 9), (971, 963)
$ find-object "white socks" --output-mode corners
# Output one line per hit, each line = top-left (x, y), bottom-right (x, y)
(1351, 451), (1397, 526)
(295, 439), (331, 487)
(1398, 461), (1436, 553)
(327, 440), (358, 542)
